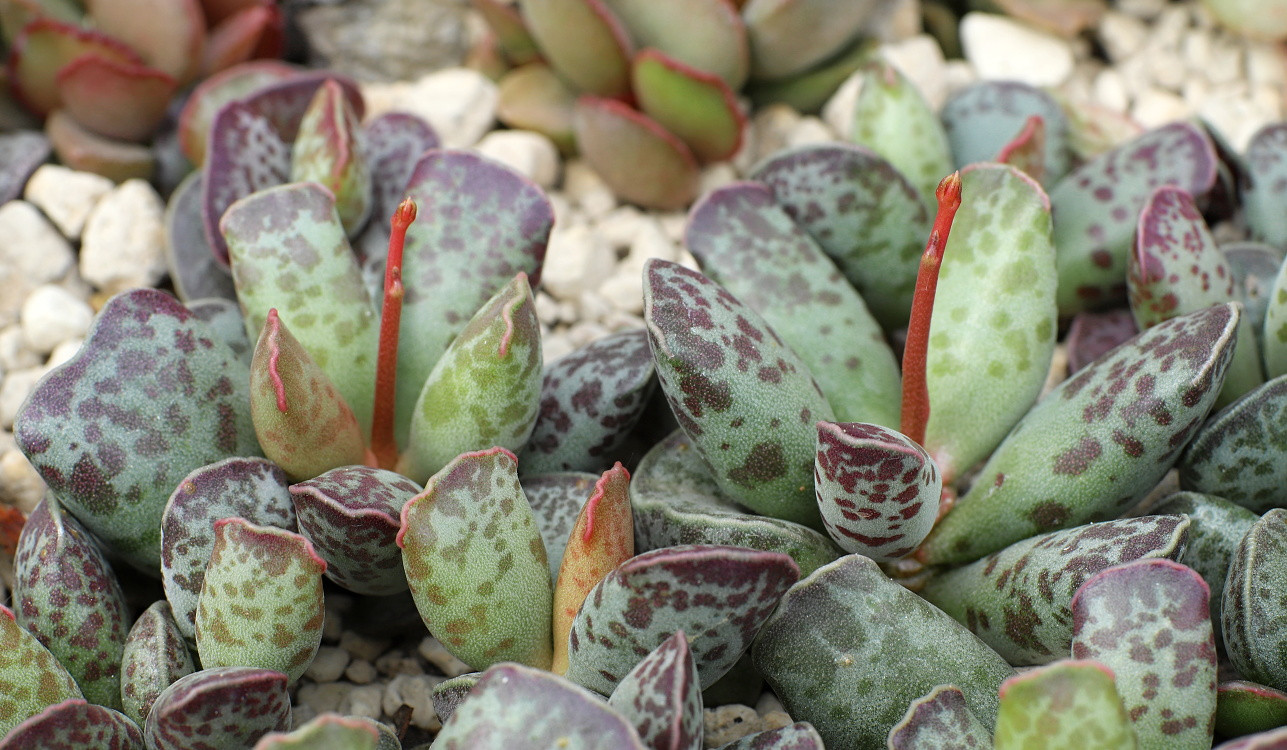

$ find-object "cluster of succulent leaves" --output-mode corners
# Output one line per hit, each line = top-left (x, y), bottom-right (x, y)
(9, 65), (1287, 749)
(0, 0), (285, 181)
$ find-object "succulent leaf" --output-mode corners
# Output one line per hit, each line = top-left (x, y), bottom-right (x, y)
(918, 304), (1238, 566)
(1065, 308), (1138, 373)
(743, 36), (873, 114)
(14, 289), (261, 571)
(160, 456), (296, 641)
(519, 0), (633, 98)
(83, 0), (204, 85)
(993, 660), (1136, 750)
(684, 182), (901, 427)
(55, 53), (178, 142)
(1216, 726), (1287, 749)
(0, 698), (143, 750)
(194, 518), (326, 683)
(523, 472), (599, 578)
(472, 0), (543, 65)
(398, 447), (553, 670)
(360, 112), (440, 238)
(1223, 508), (1287, 693)
(573, 97), (701, 210)
(1178, 376), (1287, 513)
(742, 0), (878, 81)
(607, 631), (703, 750)
(601, 0), (748, 88)
(144, 667), (291, 750)
(166, 173), (237, 303)
(940, 80), (1072, 185)
(1243, 123), (1287, 249)
(253, 714), (381, 749)
(14, 496), (130, 709)
(1225, 243), (1286, 355)
(1216, 681), (1287, 739)
(431, 672), (481, 725)
(496, 63), (578, 153)
(750, 143), (929, 330)
(886, 685), (991, 750)
(643, 259), (834, 528)
(632, 48), (744, 163)
(200, 3), (285, 77)
(715, 722), (824, 749)
(751, 554), (1013, 750)
(188, 297), (251, 363)
(202, 99), (293, 266)
(120, 601), (195, 727)
(0, 130), (50, 204)
(566, 544), (799, 695)
(175, 60), (301, 166)
(0, 605), (83, 737)
(995, 115), (1048, 183)
(1264, 252), (1287, 378)
(289, 79), (372, 237)
(8, 18), (141, 116)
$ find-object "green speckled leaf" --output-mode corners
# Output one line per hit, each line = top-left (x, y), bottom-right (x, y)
(993, 661), (1136, 750)
(632, 48), (744, 163)
(188, 297), (251, 364)
(431, 672), (481, 725)
(0, 605), (82, 737)
(849, 61), (953, 209)
(887, 685), (991, 750)
(919, 304), (1237, 566)
(573, 97), (700, 211)
(0, 699), (142, 750)
(401, 273), (542, 483)
(222, 181), (378, 431)
(290, 80), (371, 237)
(643, 259), (834, 529)
(13, 289), (260, 571)
(249, 310), (369, 480)
(752, 554), (1013, 750)
(1179, 376), (1287, 513)
(1217, 681), (1287, 739)
(291, 466), (422, 596)
(566, 544), (798, 695)
(434, 663), (647, 749)
(1071, 559), (1216, 749)
(920, 516), (1191, 665)
(750, 143), (929, 330)
(630, 431), (842, 577)
(254, 714), (380, 749)
(160, 457), (296, 641)
(940, 80), (1072, 185)
(1050, 121), (1217, 316)
(194, 518), (326, 683)
(1243, 123), (1287, 249)
(519, 0), (633, 97)
(924, 163), (1057, 481)
(14, 496), (129, 709)
(522, 472), (599, 578)
(120, 601), (195, 727)
(144, 667), (291, 750)
(519, 329), (656, 475)
(607, 631), (703, 750)
(395, 150), (552, 443)
(685, 182), (901, 427)
(715, 722), (824, 749)
(1263, 252), (1287, 378)
(1223, 508), (1287, 693)
(814, 421), (940, 560)
(398, 447), (552, 670)
(1225, 243), (1285, 356)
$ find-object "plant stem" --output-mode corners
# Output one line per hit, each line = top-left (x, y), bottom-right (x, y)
(370, 198), (417, 470)
(900, 172), (963, 447)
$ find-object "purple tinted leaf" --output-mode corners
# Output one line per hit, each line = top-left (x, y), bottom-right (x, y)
(1071, 559), (1216, 748)
(1223, 509), (1287, 693)
(887, 685), (990, 750)
(235, 73), (365, 146)
(0, 699), (142, 750)
(291, 466), (422, 596)
(14, 496), (129, 709)
(752, 555), (1013, 750)
(14, 289), (260, 571)
(0, 130), (50, 204)
(0, 605), (82, 737)
(1243, 123), (1287, 249)
(940, 80), (1072, 185)
(920, 516), (1192, 665)
(565, 544), (799, 694)
(1065, 308), (1137, 374)
(814, 421), (940, 560)
(607, 631), (703, 750)
(714, 722), (824, 749)
(161, 457), (295, 641)
(431, 673), (481, 725)
(1217, 681), (1287, 739)
(201, 99), (291, 266)
(164, 171), (236, 303)
(187, 298), (251, 365)
(1179, 376), (1287, 514)
(289, 80), (372, 237)
(519, 329), (656, 474)
(994, 661), (1135, 749)
(360, 111), (439, 247)
(144, 667), (291, 750)
(121, 601), (195, 727)
(522, 471), (599, 578)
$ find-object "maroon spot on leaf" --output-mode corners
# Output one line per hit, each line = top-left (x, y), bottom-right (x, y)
(1052, 437), (1102, 475)
(1029, 502), (1071, 530)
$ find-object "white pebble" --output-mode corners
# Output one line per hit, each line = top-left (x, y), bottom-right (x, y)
(383, 674), (445, 730)
(562, 160), (617, 218)
(1093, 69), (1131, 112)
(345, 659), (378, 685)
(541, 224), (615, 302)
(0, 326), (39, 373)
(595, 206), (647, 250)
(2, 367), (48, 429)
(704, 704), (760, 747)
(1097, 11), (1148, 61)
(474, 130), (560, 188)
(961, 13), (1075, 87)
(880, 34), (950, 110)
(46, 339), (82, 370)
(821, 71), (864, 143)
(418, 636), (473, 677)
(304, 646), (351, 683)
(0, 201), (75, 327)
(1247, 45), (1286, 88)
(340, 631), (392, 662)
(80, 179), (167, 294)
(784, 117), (835, 149)
(0, 450), (46, 513)
(339, 684), (385, 719)
(374, 650), (423, 677)
(1131, 88), (1191, 128)
(365, 68), (498, 149)
(699, 162), (740, 195)
(542, 333), (574, 363)
(21, 285), (93, 356)
(23, 165), (113, 240)
(598, 272), (643, 315)
(296, 682), (350, 715)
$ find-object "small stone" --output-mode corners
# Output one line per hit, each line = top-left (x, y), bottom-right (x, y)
(474, 130), (560, 188)
(340, 631), (392, 662)
(784, 117), (834, 149)
(297, 682), (353, 715)
(304, 646), (351, 683)
(761, 711), (793, 732)
(1092, 69), (1130, 112)
(577, 289), (614, 325)
(942, 60), (978, 97)
(376, 68), (498, 148)
(339, 684), (385, 719)
(703, 704), (761, 747)
(292, 705), (318, 727)
(0, 450), (46, 513)
(961, 13), (1075, 87)
(542, 333), (574, 364)
(1131, 88), (1190, 128)
(598, 272), (643, 315)
(296, 0), (468, 82)
(741, 104), (803, 170)
(566, 322), (611, 350)
(345, 659), (378, 685)
(0, 201), (75, 327)
(383, 674), (445, 730)
(21, 285), (93, 356)
(46, 339), (82, 370)
(562, 160), (617, 218)
(80, 179), (167, 294)
(595, 206), (647, 250)
(541, 224), (615, 302)
(1247, 45), (1287, 88)
(0, 368), (43, 429)
(375, 650), (424, 677)
(1145, 45), (1186, 91)
(534, 291), (562, 327)
(418, 636), (472, 677)
(1206, 40), (1244, 86)
(1117, 0), (1165, 19)
(699, 162), (739, 195)
(821, 72), (863, 143)
(23, 164), (113, 240)
(881, 34), (950, 110)
(1097, 11), (1147, 62)
(0, 326), (39, 372)
(322, 610), (343, 643)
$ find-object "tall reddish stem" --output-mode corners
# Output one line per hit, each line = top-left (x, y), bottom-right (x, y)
(370, 198), (417, 470)
(900, 172), (963, 447)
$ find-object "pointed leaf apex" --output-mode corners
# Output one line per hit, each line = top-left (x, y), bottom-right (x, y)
(584, 462), (630, 542)
(265, 309), (288, 413)
(499, 272), (532, 358)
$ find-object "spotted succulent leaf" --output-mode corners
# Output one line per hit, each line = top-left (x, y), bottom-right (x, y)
(434, 662), (647, 749)
(194, 518), (326, 683)
(291, 466), (422, 596)
(813, 421), (940, 560)
(174, 61), (302, 167)
(253, 714), (381, 749)
(0, 131), (50, 205)
(187, 297), (251, 363)
(144, 667), (291, 750)
(398, 447), (553, 670)
(918, 304), (1238, 566)
(201, 99), (292, 266)
(749, 143), (928, 330)
(167, 174), (237, 303)
(566, 545), (798, 695)
(14, 496), (129, 709)
(519, 0), (633, 97)
(1065, 308), (1138, 373)
(1224, 243), (1285, 355)
(401, 273), (542, 482)
(630, 431), (840, 577)
(523, 472), (599, 578)
(886, 685), (991, 750)
(643, 259), (834, 529)
(222, 181), (379, 431)
(0, 699), (143, 750)
(289, 79), (371, 236)
(1263, 252), (1287, 378)
(160, 456), (296, 641)
(431, 673), (481, 725)
(120, 601), (195, 727)
(607, 631), (702, 750)
(1050, 121), (1217, 315)
(632, 48), (743, 163)
(1223, 509), (1287, 693)
(1071, 559), (1216, 749)
(361, 112), (439, 240)
(519, 328), (657, 475)
(395, 150), (553, 443)
(1216, 681), (1287, 739)
(1178, 375), (1287, 515)
(714, 722), (825, 749)
(923, 163), (1057, 481)
(684, 182), (901, 427)
(993, 661), (1136, 750)
(14, 289), (260, 571)
(940, 80), (1072, 185)
(1243, 123), (1287, 249)
(751, 555), (1013, 750)
(0, 605), (83, 737)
